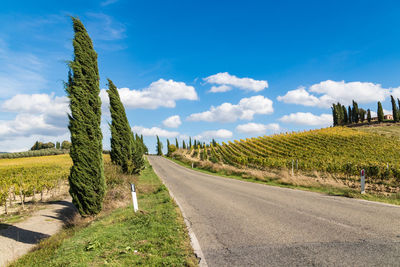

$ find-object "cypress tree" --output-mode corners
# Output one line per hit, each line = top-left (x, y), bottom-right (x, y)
(175, 138), (179, 149)
(377, 101), (384, 123)
(131, 132), (144, 173)
(331, 104), (338, 126)
(352, 100), (359, 123)
(348, 106), (352, 124)
(367, 109), (371, 123)
(167, 139), (171, 156)
(67, 17), (105, 217)
(182, 140), (186, 149)
(156, 135), (163, 155)
(359, 108), (366, 122)
(391, 95), (398, 122)
(107, 79), (133, 173)
(189, 137), (192, 148)
(342, 105), (348, 124)
(56, 141), (60, 149)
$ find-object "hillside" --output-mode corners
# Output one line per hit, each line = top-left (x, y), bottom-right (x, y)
(180, 127), (400, 186)
(354, 123), (400, 139)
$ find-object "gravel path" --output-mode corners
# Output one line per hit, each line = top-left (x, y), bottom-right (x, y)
(0, 198), (75, 267)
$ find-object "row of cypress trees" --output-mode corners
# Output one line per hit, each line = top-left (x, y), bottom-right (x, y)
(67, 17), (146, 217)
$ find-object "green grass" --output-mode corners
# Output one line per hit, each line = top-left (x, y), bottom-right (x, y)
(167, 156), (400, 206)
(10, 159), (197, 267)
(355, 123), (400, 139)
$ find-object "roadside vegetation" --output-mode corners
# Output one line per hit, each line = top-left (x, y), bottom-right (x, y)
(10, 158), (197, 267)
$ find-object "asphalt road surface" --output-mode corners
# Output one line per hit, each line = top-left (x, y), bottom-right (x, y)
(148, 156), (400, 267)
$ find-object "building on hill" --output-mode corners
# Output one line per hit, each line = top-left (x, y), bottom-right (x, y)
(384, 114), (393, 120)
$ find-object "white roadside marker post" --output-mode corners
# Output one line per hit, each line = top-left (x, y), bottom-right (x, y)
(291, 159), (294, 176)
(131, 183), (138, 212)
(360, 169), (366, 194)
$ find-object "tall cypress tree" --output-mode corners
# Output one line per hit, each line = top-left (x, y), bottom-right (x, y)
(175, 138), (179, 149)
(348, 106), (352, 124)
(367, 109), (371, 123)
(131, 132), (144, 173)
(331, 104), (338, 126)
(342, 105), (348, 124)
(156, 135), (163, 155)
(391, 95), (398, 122)
(166, 139), (171, 156)
(189, 137), (192, 148)
(67, 17), (105, 217)
(378, 101), (384, 123)
(107, 79), (133, 173)
(352, 100), (359, 123)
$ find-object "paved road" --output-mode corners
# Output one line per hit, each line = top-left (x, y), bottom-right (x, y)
(0, 198), (75, 267)
(148, 156), (400, 267)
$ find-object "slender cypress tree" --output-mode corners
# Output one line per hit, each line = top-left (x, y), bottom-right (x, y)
(131, 132), (144, 173)
(182, 140), (186, 149)
(189, 137), (192, 148)
(391, 95), (398, 122)
(175, 138), (179, 149)
(342, 105), (348, 124)
(67, 17), (105, 217)
(348, 106), (352, 124)
(367, 109), (371, 123)
(352, 100), (359, 123)
(156, 135), (163, 155)
(107, 79), (133, 173)
(331, 104), (338, 126)
(166, 139), (171, 156)
(377, 101), (384, 123)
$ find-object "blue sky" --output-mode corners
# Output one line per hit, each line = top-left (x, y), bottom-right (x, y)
(1, 0), (400, 152)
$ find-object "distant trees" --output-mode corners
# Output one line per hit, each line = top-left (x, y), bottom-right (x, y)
(61, 140), (72, 150)
(67, 17), (105, 217)
(31, 141), (55, 151)
(378, 101), (384, 123)
(56, 142), (60, 149)
(156, 136), (163, 155)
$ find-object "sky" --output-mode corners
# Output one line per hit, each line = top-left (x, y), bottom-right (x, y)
(1, 0), (400, 153)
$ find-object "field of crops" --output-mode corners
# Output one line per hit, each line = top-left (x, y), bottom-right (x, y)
(0, 154), (72, 214)
(186, 127), (400, 184)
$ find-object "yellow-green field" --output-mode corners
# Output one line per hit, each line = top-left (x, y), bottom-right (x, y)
(355, 123), (400, 139)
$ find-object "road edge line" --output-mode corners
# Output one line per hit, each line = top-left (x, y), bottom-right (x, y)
(149, 157), (208, 267)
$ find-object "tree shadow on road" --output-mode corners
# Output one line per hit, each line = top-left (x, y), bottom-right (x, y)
(0, 224), (50, 244)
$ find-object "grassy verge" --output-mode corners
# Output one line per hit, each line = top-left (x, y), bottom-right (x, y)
(167, 156), (400, 206)
(10, 158), (197, 267)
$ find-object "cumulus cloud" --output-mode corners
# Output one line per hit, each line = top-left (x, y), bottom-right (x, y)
(279, 112), (332, 126)
(194, 129), (233, 140)
(162, 115), (182, 128)
(204, 72), (268, 92)
(187, 95), (273, 123)
(277, 80), (395, 108)
(0, 93), (69, 140)
(101, 79), (198, 110)
(236, 123), (280, 135)
(132, 126), (179, 138)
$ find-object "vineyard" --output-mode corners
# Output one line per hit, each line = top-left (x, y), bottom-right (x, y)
(181, 127), (400, 188)
(0, 154), (72, 215)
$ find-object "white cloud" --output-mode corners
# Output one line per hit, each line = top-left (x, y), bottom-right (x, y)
(101, 79), (198, 110)
(194, 129), (233, 141)
(163, 115), (182, 128)
(208, 85), (232, 93)
(236, 123), (280, 135)
(279, 112), (332, 126)
(132, 126), (179, 138)
(187, 95), (273, 123)
(101, 0), (118, 6)
(86, 13), (126, 41)
(204, 72), (268, 92)
(0, 93), (69, 140)
(277, 80), (394, 108)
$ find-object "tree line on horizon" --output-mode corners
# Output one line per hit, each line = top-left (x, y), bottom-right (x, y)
(66, 17), (147, 217)
(331, 96), (400, 126)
